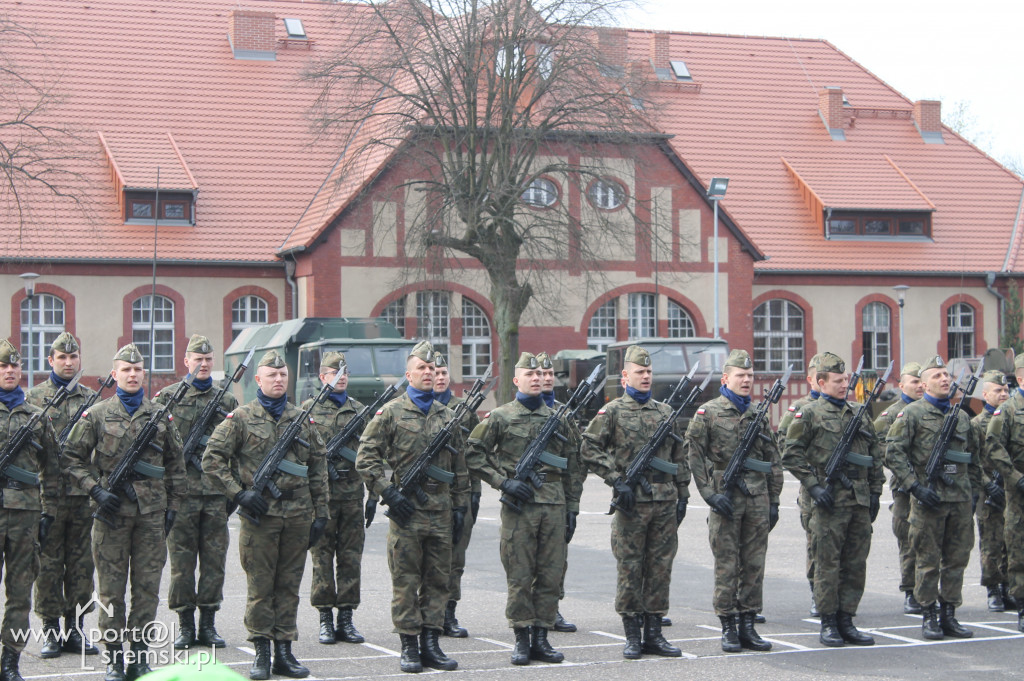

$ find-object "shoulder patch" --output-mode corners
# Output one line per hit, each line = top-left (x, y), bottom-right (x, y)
(309, 417), (315, 424)
(167, 414), (173, 421)
(696, 407), (705, 415)
(896, 411), (904, 418)
(483, 412), (491, 418)
(226, 412), (234, 419)
(597, 408), (607, 415)
(794, 412), (803, 418)
(788, 405), (796, 412)
(154, 391), (161, 397)
(994, 409), (1002, 416)
(376, 409), (384, 416)
(880, 410), (889, 417)
(82, 411), (89, 418)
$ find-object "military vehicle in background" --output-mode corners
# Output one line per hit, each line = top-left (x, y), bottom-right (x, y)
(551, 349), (606, 423)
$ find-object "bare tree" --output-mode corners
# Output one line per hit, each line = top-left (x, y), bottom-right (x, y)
(307, 0), (661, 398)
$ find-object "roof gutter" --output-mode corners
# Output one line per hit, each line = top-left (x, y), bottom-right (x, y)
(1001, 185), (1024, 273)
(1, 257), (286, 268)
(753, 269), (1016, 278)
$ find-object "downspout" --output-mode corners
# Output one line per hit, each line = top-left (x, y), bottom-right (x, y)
(285, 255), (298, 321)
(986, 271), (1006, 344)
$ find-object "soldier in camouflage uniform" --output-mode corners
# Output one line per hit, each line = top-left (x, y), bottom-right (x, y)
(685, 349), (780, 653)
(155, 334), (237, 651)
(63, 343), (186, 681)
(582, 345), (687, 659)
(782, 352), (883, 647)
(0, 339), (59, 681)
(873, 362), (925, 615)
(203, 350), (329, 680)
(26, 332), (100, 659)
(305, 351), (368, 646)
(885, 355), (982, 640)
(972, 370), (1010, 611)
(466, 352), (580, 666)
(356, 341), (470, 674)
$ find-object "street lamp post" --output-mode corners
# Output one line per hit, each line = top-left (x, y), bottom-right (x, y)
(893, 285), (909, 369)
(19, 272), (41, 388)
(707, 178), (729, 339)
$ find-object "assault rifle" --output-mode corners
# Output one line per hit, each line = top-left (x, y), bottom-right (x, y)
(721, 364), (793, 498)
(238, 371), (343, 525)
(0, 371), (82, 487)
(921, 365), (979, 498)
(325, 377), (407, 481)
(384, 365), (494, 526)
(844, 356), (865, 402)
(59, 374), (115, 446)
(820, 360), (894, 500)
(500, 363), (605, 513)
(92, 373), (195, 528)
(181, 348), (255, 473)
(608, 364), (711, 516)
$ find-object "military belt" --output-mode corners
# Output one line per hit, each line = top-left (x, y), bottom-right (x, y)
(534, 471), (562, 484)
(276, 489), (298, 500)
(650, 472), (670, 484)
(2, 477), (33, 490)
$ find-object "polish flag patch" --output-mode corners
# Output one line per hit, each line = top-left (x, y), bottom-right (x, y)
(167, 415), (173, 421)
(794, 412), (803, 418)
(226, 413), (234, 419)
(880, 411), (889, 417)
(483, 412), (491, 419)
(376, 409), (384, 416)
(788, 405), (796, 412)
(309, 417), (316, 424)
(896, 411), (905, 418)
(597, 409), (607, 415)
(696, 408), (706, 415)
(994, 409), (1002, 416)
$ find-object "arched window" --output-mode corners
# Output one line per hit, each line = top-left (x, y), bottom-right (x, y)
(667, 301), (696, 338)
(753, 299), (804, 373)
(947, 303), (974, 359)
(416, 291), (450, 358)
(862, 302), (891, 370)
(587, 178), (625, 210)
(587, 300), (617, 351)
(381, 297), (407, 337)
(231, 295), (268, 341)
(627, 293), (655, 339)
(461, 298), (491, 378)
(132, 295), (175, 372)
(20, 294), (65, 375)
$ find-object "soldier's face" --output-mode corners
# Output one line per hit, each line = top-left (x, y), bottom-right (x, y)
(433, 366), (450, 393)
(255, 366), (289, 398)
(48, 350), (81, 378)
(983, 381), (1009, 408)
(406, 357), (435, 392)
(623, 363), (652, 392)
(112, 360), (144, 393)
(185, 352), (215, 380)
(722, 367), (753, 396)
(0, 361), (22, 391)
(816, 371), (849, 400)
(513, 368), (542, 396)
(921, 367), (950, 399)
(540, 368), (555, 393)
(899, 374), (924, 399)
(321, 367), (348, 393)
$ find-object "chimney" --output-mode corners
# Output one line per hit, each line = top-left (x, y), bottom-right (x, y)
(913, 100), (942, 133)
(650, 33), (669, 68)
(819, 87), (845, 129)
(598, 28), (628, 74)
(229, 9), (277, 60)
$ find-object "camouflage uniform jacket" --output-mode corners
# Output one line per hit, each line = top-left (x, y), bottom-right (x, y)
(466, 399), (579, 507)
(782, 398), (884, 507)
(0, 399), (59, 513)
(874, 396), (914, 492)
(303, 395), (367, 501)
(556, 399), (586, 513)
(356, 393), (470, 511)
(885, 398), (982, 502)
(63, 395), (186, 514)
(154, 381), (238, 496)
(684, 396), (782, 505)
(984, 389), (1024, 488)
(777, 394), (816, 447)
(971, 408), (997, 486)
(582, 394), (690, 503)
(447, 394), (482, 496)
(203, 399), (329, 519)
(26, 377), (96, 496)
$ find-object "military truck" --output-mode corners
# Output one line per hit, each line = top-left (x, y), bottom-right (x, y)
(551, 349), (606, 423)
(224, 317), (415, 405)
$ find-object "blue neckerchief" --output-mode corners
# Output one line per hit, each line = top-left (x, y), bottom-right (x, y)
(327, 391), (348, 408)
(923, 393), (950, 413)
(516, 391), (544, 411)
(822, 394), (847, 409)
(407, 385), (434, 414)
(541, 391), (555, 408)
(719, 386), (751, 414)
(901, 393), (915, 404)
(985, 403), (997, 415)
(1018, 388), (1024, 401)
(809, 390), (821, 400)
(0, 386), (25, 411)
(49, 371), (71, 389)
(434, 388), (453, 406)
(116, 387), (145, 416)
(625, 386), (651, 404)
(257, 389), (287, 421)
(191, 376), (213, 392)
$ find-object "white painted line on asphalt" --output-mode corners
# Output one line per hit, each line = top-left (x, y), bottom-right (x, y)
(238, 645), (255, 655)
(868, 629), (920, 644)
(474, 637), (514, 649)
(965, 621), (1024, 635)
(361, 642), (402, 657)
(761, 637), (810, 651)
(590, 630), (626, 640)
(695, 623), (720, 632)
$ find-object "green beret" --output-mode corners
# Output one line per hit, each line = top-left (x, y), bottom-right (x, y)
(982, 370), (1008, 386)
(515, 352), (539, 370)
(806, 353), (824, 375)
(724, 349), (752, 369)
(535, 351), (553, 370)
(50, 331), (80, 355)
(113, 343), (144, 364)
(257, 350), (287, 369)
(624, 345), (651, 367)
(921, 355), (947, 374)
(432, 351), (448, 368)
(1015, 354), (1024, 370)
(320, 351), (346, 372)
(408, 340), (435, 363)
(0, 339), (21, 365)
(900, 361), (923, 378)
(186, 334), (213, 354)
(816, 352), (846, 375)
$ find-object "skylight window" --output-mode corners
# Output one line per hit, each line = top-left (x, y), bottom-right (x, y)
(283, 18), (306, 38)
(670, 60), (692, 81)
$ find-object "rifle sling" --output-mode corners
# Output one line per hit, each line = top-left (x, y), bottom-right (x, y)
(425, 464), (455, 485)
(277, 459), (309, 478)
(845, 452), (874, 467)
(649, 456), (679, 475)
(3, 464), (40, 486)
(133, 460), (165, 479)
(538, 450), (568, 470)
(943, 449), (972, 464)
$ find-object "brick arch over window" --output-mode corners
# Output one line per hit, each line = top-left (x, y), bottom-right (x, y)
(119, 284), (186, 370)
(222, 285), (279, 351)
(852, 294), (896, 370)
(10, 282), (77, 343)
(750, 290), (817, 373)
(663, 297), (706, 338)
(938, 294), (986, 359)
(370, 282), (496, 341)
(577, 284), (708, 339)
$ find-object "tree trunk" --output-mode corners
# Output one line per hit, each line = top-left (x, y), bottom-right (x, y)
(488, 268), (532, 404)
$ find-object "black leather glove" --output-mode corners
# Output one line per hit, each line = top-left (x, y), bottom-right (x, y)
(707, 493), (734, 519)
(909, 481), (940, 509)
(308, 517), (327, 549)
(809, 484), (834, 511)
(364, 497), (378, 528)
(234, 489), (269, 517)
(500, 478), (535, 503)
(768, 503), (780, 531)
(675, 499), (688, 526)
(381, 485), (415, 524)
(869, 494), (880, 522)
(39, 513), (55, 546)
(565, 511), (578, 544)
(452, 507), (466, 545)
(90, 485), (121, 515)
(163, 509), (177, 537)
(471, 491), (481, 522)
(985, 480), (1006, 509)
(612, 477), (635, 512)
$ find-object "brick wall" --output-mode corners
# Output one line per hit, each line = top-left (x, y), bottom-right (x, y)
(229, 10), (276, 53)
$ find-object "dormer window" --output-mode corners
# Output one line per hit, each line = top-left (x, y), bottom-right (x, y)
(826, 211), (931, 239)
(125, 191), (196, 225)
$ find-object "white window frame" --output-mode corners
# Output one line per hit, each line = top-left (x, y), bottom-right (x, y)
(587, 179), (625, 210)
(862, 302), (891, 370)
(381, 297), (407, 337)
(231, 295), (268, 341)
(460, 298), (491, 378)
(20, 294), (65, 375)
(947, 303), (974, 359)
(587, 300), (617, 351)
(753, 299), (804, 373)
(416, 291), (450, 359)
(667, 300), (696, 338)
(522, 177), (558, 207)
(132, 294), (175, 372)
(627, 293), (655, 339)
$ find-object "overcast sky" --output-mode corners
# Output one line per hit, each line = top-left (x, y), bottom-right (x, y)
(622, 0), (1024, 171)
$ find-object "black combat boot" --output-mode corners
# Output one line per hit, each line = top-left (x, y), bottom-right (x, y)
(819, 613), (844, 647)
(511, 628), (531, 665)
(197, 608), (226, 648)
(938, 602), (973, 639)
(1, 647), (24, 681)
(104, 644), (125, 681)
(318, 608), (336, 645)
(1003, 584), (1019, 610)
(250, 638), (271, 680)
(719, 615), (741, 653)
(754, 614), (767, 623)
(988, 585), (1006, 612)
(399, 633), (422, 673)
(921, 603), (943, 640)
(529, 627), (563, 663)
(903, 591), (923, 615)
(621, 615), (642, 659)
(272, 640), (309, 678)
(661, 616), (672, 627)
(836, 611), (874, 645)
(173, 609), (196, 649)
(63, 614), (99, 655)
(336, 607), (365, 643)
(443, 600), (467, 638)
(642, 613), (681, 656)
(39, 618), (62, 659)
(553, 611), (577, 633)
(737, 612), (771, 651)
(1018, 607), (1024, 633)
(419, 628), (457, 670)
(125, 641), (153, 681)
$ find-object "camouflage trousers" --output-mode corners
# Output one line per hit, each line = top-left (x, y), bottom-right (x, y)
(798, 487), (814, 584)
(1, 508), (40, 652)
(611, 500), (677, 616)
(890, 490), (915, 593)
(33, 494), (94, 620)
(499, 502), (565, 629)
(92, 509), (166, 643)
(167, 494), (229, 611)
(239, 514), (308, 642)
(311, 495), (365, 609)
(976, 487), (1007, 586)
(810, 503), (873, 615)
(387, 509), (452, 635)
(910, 500), (974, 608)
(707, 492), (769, 616)
(1005, 488), (1024, 603)
(446, 502), (476, 603)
